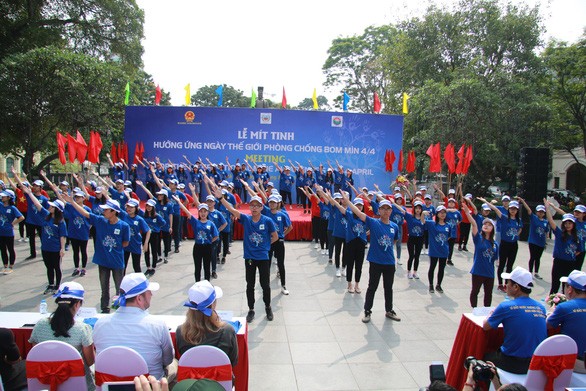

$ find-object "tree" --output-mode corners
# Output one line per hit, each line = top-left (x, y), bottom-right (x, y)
(296, 96), (330, 111)
(0, 47), (128, 174)
(543, 35), (586, 157)
(127, 70), (172, 106)
(0, 0), (145, 69)
(190, 85), (250, 107)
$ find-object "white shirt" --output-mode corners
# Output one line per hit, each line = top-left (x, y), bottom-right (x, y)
(93, 306), (174, 379)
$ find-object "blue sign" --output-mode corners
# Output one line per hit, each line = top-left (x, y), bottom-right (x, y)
(124, 106), (403, 188)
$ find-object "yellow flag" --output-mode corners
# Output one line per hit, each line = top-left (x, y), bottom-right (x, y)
(402, 92), (410, 114)
(184, 83), (191, 106)
(312, 88), (318, 109)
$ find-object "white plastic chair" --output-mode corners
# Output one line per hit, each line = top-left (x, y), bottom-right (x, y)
(94, 346), (148, 391)
(26, 340), (87, 391)
(495, 334), (577, 391)
(178, 345), (233, 391)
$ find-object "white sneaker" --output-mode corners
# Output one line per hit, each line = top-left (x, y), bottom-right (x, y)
(341, 268), (346, 277)
(24, 237), (29, 242)
(413, 272), (419, 279)
(336, 268), (341, 277)
(322, 249), (327, 255)
(2, 268), (7, 274)
(407, 271), (413, 279)
(397, 258), (402, 265)
(314, 243), (319, 249)
(18, 238), (24, 242)
(281, 286), (289, 295)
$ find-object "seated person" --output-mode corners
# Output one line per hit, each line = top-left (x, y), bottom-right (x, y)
(483, 267), (547, 374)
(93, 273), (176, 380)
(29, 281), (95, 390)
(547, 270), (586, 374)
(176, 280), (238, 366)
(0, 328), (27, 391)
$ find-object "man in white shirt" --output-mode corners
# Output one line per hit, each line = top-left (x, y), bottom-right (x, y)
(93, 273), (176, 380)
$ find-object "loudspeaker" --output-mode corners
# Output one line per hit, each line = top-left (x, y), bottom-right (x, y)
(518, 148), (550, 203)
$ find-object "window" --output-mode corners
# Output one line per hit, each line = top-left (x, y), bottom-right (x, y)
(6, 157), (14, 178)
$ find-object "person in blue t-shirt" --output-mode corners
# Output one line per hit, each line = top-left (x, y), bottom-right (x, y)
(444, 198), (462, 266)
(462, 204), (499, 307)
(262, 195), (292, 295)
(216, 187), (277, 324)
(518, 198), (549, 280)
(390, 194), (406, 266)
(137, 181), (173, 262)
(544, 199), (582, 295)
(199, 177), (228, 279)
(342, 192), (401, 323)
(176, 198), (219, 282)
(0, 190), (24, 274)
(483, 266), (547, 374)
(480, 197), (523, 293)
(330, 192), (349, 277)
(142, 199), (166, 276)
(21, 183), (67, 295)
(422, 194), (436, 254)
(64, 196), (130, 313)
(404, 200), (425, 279)
(421, 205), (451, 294)
(547, 270), (586, 373)
(119, 199), (151, 274)
(273, 162), (295, 208)
(572, 205), (586, 272)
(63, 191), (91, 277)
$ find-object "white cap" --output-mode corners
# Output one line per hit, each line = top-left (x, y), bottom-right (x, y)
(413, 200), (424, 207)
(574, 205), (586, 213)
(394, 193), (403, 199)
(333, 192), (342, 200)
(33, 180), (44, 187)
(436, 205), (447, 212)
(353, 198), (364, 205)
(156, 189), (168, 197)
(206, 195), (216, 202)
(560, 270), (586, 291)
(53, 281), (85, 300)
(267, 182), (274, 187)
(48, 200), (65, 212)
(447, 198), (457, 204)
(501, 266), (533, 289)
(185, 280), (223, 315)
(448, 189), (456, 194)
(146, 199), (157, 207)
(424, 194), (432, 200)
(483, 218), (496, 231)
(535, 205), (546, 212)
(198, 204), (209, 211)
(268, 195), (280, 203)
(482, 203), (491, 211)
(502, 195), (511, 201)
(120, 272), (160, 299)
(562, 213), (576, 223)
(509, 201), (520, 209)
(126, 199), (139, 208)
(249, 196), (263, 205)
(379, 200), (392, 208)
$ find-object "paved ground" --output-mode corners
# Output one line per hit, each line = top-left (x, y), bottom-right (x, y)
(0, 231), (559, 390)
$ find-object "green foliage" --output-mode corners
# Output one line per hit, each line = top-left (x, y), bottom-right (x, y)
(190, 85), (250, 107)
(127, 70), (172, 106)
(296, 96), (330, 110)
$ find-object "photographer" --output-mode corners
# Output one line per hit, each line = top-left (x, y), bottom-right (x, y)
(463, 359), (527, 391)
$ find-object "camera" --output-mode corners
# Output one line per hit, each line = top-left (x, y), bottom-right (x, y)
(464, 356), (494, 382)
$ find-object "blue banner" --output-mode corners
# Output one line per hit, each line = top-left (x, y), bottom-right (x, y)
(124, 106), (403, 189)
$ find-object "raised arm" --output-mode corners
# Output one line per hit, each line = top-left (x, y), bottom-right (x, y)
(517, 197), (532, 215)
(17, 179), (43, 211)
(183, 155), (193, 166)
(38, 169), (56, 189)
(341, 189), (366, 222)
(213, 187), (241, 220)
(106, 153), (115, 167)
(433, 183), (446, 200)
(62, 193), (90, 219)
(272, 161), (283, 173)
(173, 195), (195, 219)
(121, 158), (129, 170)
(136, 180), (154, 199)
(543, 198), (558, 230)
(477, 197), (502, 218)
(188, 183), (200, 208)
(462, 204), (478, 236)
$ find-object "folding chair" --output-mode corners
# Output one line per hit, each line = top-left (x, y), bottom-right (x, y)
(94, 346), (149, 391)
(178, 345), (233, 391)
(26, 340), (87, 391)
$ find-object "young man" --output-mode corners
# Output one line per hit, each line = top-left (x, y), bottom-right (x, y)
(483, 266), (547, 374)
(215, 187), (278, 323)
(342, 191), (401, 323)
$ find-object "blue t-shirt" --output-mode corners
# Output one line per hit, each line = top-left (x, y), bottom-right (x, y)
(528, 214), (549, 248)
(576, 220), (586, 252)
(88, 213), (130, 269)
(155, 202), (173, 232)
(487, 296), (547, 358)
(404, 212), (425, 238)
(295, 171), (305, 187)
(303, 174), (315, 188)
(445, 211), (462, 239)
(0, 205), (22, 237)
(342, 175), (353, 192)
(217, 204), (232, 233)
(332, 207), (349, 239)
(423, 204), (435, 221)
(39, 209), (67, 252)
(208, 209), (227, 233)
(262, 207), (291, 239)
(119, 211), (150, 254)
(390, 205), (405, 229)
(63, 204), (91, 241)
(238, 214), (276, 260)
(547, 298), (586, 359)
(470, 232), (499, 278)
(499, 214), (522, 243)
(425, 220), (450, 258)
(108, 187), (129, 207)
(165, 187), (186, 216)
(345, 209), (367, 244)
(552, 226), (580, 261)
(319, 202), (331, 221)
(333, 171), (344, 188)
(327, 203), (336, 231)
(88, 196), (106, 215)
(25, 193), (49, 225)
(364, 216), (399, 265)
(188, 216), (219, 244)
(279, 172), (294, 192)
(143, 213), (166, 234)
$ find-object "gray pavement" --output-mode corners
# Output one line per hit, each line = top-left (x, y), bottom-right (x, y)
(0, 233), (559, 390)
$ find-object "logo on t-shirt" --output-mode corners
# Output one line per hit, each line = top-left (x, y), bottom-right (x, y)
(259, 224), (265, 230)
(74, 216), (85, 229)
(377, 235), (393, 251)
(103, 235), (117, 252)
(352, 223), (364, 236)
(43, 226), (54, 238)
(249, 232), (263, 247)
(412, 225), (423, 236)
(435, 232), (448, 247)
(114, 229), (120, 235)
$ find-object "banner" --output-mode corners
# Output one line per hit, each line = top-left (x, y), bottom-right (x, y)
(124, 106), (404, 188)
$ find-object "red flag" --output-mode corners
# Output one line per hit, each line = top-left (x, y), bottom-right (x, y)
(75, 131), (88, 163)
(398, 150), (404, 172)
(123, 141), (129, 163)
(388, 150), (396, 172)
(133, 142), (141, 164)
(434, 143), (442, 172)
(463, 145), (473, 174)
(56, 131), (67, 165)
(138, 142), (144, 161)
(87, 131), (96, 163)
(455, 144), (466, 174)
(384, 150), (389, 171)
(110, 143), (118, 163)
(406, 151), (416, 173)
(66, 133), (77, 163)
(373, 92), (381, 113)
(427, 143), (441, 173)
(94, 132), (103, 158)
(444, 143), (456, 174)
(155, 85), (162, 105)
(282, 87), (287, 108)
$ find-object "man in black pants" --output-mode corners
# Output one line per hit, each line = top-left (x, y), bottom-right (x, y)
(24, 180), (49, 260)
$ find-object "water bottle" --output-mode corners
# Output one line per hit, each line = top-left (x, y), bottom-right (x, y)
(39, 299), (47, 314)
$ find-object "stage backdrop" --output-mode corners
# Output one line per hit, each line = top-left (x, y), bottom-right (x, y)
(124, 106), (403, 189)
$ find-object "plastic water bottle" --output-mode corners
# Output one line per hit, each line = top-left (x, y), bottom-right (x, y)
(39, 299), (47, 314)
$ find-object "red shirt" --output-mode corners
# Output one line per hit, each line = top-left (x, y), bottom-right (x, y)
(15, 188), (27, 212)
(310, 195), (321, 217)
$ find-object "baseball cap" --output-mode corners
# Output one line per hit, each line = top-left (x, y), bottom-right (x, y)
(156, 189), (169, 197)
(447, 198), (456, 204)
(448, 189), (456, 194)
(205, 195), (216, 202)
(95, 186), (103, 193)
(415, 191), (422, 196)
(535, 205), (546, 212)
(198, 204), (209, 211)
(508, 201), (520, 209)
(60, 181), (69, 187)
(117, 272), (160, 305)
(115, 179), (124, 184)
(560, 270), (586, 291)
(268, 195), (280, 203)
(424, 194), (432, 200)
(419, 186), (427, 191)
(333, 192), (342, 200)
(126, 199), (139, 208)
(73, 191), (86, 198)
(267, 182), (274, 187)
(465, 193), (473, 199)
(379, 200), (392, 208)
(249, 196), (263, 205)
(99, 199), (121, 213)
(482, 203), (491, 211)
(353, 198), (364, 205)
(169, 179), (179, 185)
(53, 281), (85, 300)
(562, 213), (576, 223)
(501, 266), (533, 289)
(502, 195), (511, 201)
(33, 180), (44, 187)
(393, 186), (400, 192)
(178, 183), (186, 189)
(436, 205), (447, 213)
(219, 180), (229, 187)
(183, 280), (223, 317)
(483, 218), (497, 231)
(394, 193), (403, 199)
(574, 205), (586, 213)
(124, 180), (132, 187)
(413, 200), (424, 207)
(146, 199), (157, 207)
(48, 200), (65, 212)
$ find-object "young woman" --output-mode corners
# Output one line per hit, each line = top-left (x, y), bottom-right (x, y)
(141, 199), (166, 276)
(119, 199), (151, 274)
(462, 204), (499, 307)
(445, 198), (462, 266)
(175, 280), (238, 366)
(420, 205), (451, 293)
(519, 197), (549, 279)
(137, 180), (173, 264)
(17, 173), (67, 294)
(404, 200), (425, 279)
(29, 281), (95, 390)
(262, 194), (292, 295)
(330, 192), (349, 277)
(390, 193), (406, 265)
(63, 191), (91, 277)
(544, 199), (581, 294)
(176, 193), (219, 282)
(0, 190), (24, 274)
(479, 197), (522, 292)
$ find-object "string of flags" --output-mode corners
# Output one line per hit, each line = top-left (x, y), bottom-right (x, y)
(384, 150), (416, 173)
(384, 143), (474, 175)
(56, 131), (103, 165)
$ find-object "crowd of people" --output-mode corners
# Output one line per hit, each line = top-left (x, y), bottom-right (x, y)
(1, 154), (586, 389)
